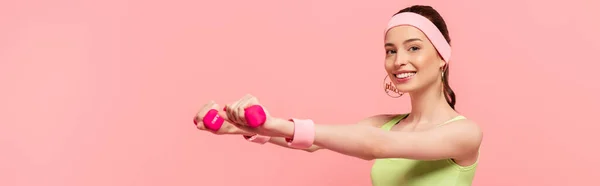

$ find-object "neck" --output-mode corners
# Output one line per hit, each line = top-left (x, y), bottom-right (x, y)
(406, 81), (455, 124)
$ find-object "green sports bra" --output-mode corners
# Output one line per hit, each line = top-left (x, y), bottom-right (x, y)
(370, 114), (478, 186)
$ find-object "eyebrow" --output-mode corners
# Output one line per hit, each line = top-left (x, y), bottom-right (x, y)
(384, 38), (423, 47)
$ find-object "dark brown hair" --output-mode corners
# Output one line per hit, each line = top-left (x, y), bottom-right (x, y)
(394, 5), (456, 110)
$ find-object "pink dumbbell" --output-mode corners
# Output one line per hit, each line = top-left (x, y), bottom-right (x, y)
(201, 105), (267, 132)
(243, 105), (267, 128)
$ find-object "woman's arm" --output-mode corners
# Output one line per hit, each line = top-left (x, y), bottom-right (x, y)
(266, 114), (397, 153)
(270, 118), (483, 161)
(219, 95), (481, 161)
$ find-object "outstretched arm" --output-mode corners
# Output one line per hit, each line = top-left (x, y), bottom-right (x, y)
(193, 100), (418, 155)
(269, 117), (482, 161)
(264, 115), (394, 153)
(220, 95), (482, 161)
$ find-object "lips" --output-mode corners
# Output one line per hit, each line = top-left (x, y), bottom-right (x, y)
(391, 70), (417, 84)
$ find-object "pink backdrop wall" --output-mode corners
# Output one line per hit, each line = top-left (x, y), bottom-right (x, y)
(1, 0), (599, 185)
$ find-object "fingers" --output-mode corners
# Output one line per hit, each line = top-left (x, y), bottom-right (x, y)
(227, 94), (261, 126)
(193, 98), (274, 137)
(216, 107), (230, 121)
(237, 95), (253, 125)
(237, 104), (246, 125)
(200, 94), (263, 130)
(247, 96), (259, 107)
(213, 107), (247, 134)
(194, 101), (217, 130)
(194, 101), (245, 135)
(225, 94), (248, 124)
(226, 100), (241, 124)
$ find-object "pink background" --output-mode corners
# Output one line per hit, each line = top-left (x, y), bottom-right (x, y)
(1, 0), (599, 185)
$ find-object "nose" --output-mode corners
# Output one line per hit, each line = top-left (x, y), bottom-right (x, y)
(393, 54), (408, 66)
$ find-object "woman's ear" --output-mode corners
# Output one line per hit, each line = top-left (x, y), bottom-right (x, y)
(438, 59), (446, 69)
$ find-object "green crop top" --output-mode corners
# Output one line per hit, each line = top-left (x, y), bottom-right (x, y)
(370, 114), (478, 186)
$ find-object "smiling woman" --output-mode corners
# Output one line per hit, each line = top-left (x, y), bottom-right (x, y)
(194, 4), (482, 186)
(384, 6), (456, 110)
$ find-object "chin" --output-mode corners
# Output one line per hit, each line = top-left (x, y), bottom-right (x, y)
(392, 77), (418, 92)
(395, 85), (416, 94)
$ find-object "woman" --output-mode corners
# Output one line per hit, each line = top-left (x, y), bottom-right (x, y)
(194, 5), (482, 186)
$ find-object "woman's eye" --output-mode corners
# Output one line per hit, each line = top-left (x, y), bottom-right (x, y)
(408, 46), (420, 51)
(386, 50), (397, 55)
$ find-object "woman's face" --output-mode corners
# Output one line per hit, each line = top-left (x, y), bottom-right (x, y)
(384, 25), (446, 93)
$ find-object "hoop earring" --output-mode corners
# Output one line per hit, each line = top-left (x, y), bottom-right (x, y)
(441, 64), (447, 81)
(383, 75), (404, 98)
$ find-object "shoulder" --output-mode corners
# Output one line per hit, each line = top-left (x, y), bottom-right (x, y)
(437, 118), (483, 153)
(357, 114), (406, 128)
(442, 118), (483, 138)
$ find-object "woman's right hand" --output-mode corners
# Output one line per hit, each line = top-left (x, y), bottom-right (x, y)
(193, 101), (255, 136)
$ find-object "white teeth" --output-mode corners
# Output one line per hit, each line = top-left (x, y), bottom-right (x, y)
(396, 72), (416, 78)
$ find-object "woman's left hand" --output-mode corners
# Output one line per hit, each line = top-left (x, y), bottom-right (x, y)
(224, 94), (293, 138)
